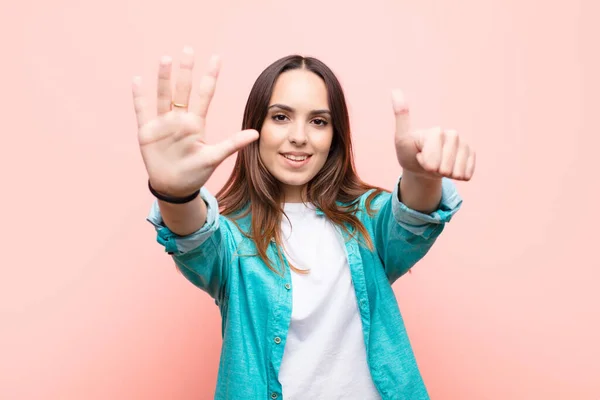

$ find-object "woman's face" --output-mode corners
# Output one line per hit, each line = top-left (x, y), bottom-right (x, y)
(259, 69), (334, 203)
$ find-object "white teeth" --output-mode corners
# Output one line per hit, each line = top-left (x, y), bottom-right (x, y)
(284, 154), (308, 161)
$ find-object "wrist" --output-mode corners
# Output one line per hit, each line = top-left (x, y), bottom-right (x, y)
(398, 172), (442, 213)
(148, 180), (200, 204)
(401, 170), (442, 187)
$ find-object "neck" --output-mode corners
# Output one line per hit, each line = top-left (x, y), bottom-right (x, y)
(282, 184), (308, 203)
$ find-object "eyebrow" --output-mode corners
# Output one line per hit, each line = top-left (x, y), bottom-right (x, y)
(268, 103), (331, 116)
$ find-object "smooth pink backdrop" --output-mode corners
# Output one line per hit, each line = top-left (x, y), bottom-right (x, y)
(1, 0), (598, 398)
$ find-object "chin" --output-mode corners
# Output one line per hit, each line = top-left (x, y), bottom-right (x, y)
(277, 175), (312, 187)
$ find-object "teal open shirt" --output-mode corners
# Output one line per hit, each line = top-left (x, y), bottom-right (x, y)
(147, 176), (462, 400)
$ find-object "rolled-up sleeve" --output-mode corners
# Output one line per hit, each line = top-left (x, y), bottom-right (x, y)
(146, 187), (220, 255)
(146, 188), (232, 302)
(391, 176), (462, 239)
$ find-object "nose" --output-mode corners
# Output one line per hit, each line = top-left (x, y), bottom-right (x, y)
(288, 122), (308, 145)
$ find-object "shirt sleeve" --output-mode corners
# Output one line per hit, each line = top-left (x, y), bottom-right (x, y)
(146, 187), (233, 303)
(146, 187), (221, 255)
(371, 176), (463, 284)
(391, 175), (462, 239)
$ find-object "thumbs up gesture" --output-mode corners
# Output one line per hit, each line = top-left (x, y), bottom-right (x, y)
(132, 46), (259, 198)
(391, 90), (476, 182)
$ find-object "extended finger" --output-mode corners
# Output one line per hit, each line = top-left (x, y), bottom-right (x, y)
(190, 55), (220, 119)
(172, 46), (195, 111)
(157, 55), (173, 115)
(209, 130), (260, 166)
(132, 76), (150, 129)
(438, 130), (459, 176)
(391, 89), (411, 139)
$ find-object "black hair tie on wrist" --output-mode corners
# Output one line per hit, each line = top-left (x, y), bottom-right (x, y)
(148, 180), (200, 204)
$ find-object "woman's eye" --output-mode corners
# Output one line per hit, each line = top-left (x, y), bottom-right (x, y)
(313, 118), (328, 126)
(272, 114), (288, 121)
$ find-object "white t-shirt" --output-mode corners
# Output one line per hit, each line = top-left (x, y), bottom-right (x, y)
(277, 202), (381, 400)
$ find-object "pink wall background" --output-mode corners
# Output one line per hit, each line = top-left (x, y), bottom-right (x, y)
(1, 0), (598, 398)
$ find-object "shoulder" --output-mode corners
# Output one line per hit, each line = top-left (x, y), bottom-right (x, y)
(331, 188), (392, 228)
(200, 187), (252, 241)
(219, 209), (250, 232)
(355, 188), (393, 214)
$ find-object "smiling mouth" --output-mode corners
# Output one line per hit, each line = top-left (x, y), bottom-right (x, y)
(282, 154), (310, 161)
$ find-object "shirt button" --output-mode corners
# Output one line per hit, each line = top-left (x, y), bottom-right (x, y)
(271, 393), (278, 399)
(274, 337), (282, 344)
(284, 283), (291, 290)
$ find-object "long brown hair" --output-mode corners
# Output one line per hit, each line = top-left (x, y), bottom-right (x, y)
(216, 55), (387, 276)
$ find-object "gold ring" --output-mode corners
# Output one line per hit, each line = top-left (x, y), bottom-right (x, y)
(172, 102), (187, 109)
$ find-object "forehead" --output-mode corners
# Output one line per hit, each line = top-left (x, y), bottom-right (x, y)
(269, 69), (329, 109)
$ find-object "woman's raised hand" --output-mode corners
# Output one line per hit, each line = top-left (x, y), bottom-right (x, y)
(392, 89), (476, 181)
(132, 46), (259, 198)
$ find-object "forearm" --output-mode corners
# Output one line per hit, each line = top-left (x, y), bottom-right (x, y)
(157, 195), (208, 236)
(398, 171), (443, 214)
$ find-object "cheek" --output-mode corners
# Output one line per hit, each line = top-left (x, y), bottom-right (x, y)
(314, 131), (334, 155)
(258, 125), (285, 166)
(258, 128), (275, 156)
(258, 138), (267, 158)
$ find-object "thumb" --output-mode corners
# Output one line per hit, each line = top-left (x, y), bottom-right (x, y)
(391, 89), (410, 138)
(212, 129), (259, 163)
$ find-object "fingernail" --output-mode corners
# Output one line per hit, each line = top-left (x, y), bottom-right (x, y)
(160, 55), (172, 65)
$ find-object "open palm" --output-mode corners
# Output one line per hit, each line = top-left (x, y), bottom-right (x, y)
(132, 46), (259, 198)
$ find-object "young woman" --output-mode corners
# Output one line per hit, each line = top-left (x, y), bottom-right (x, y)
(132, 46), (475, 400)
